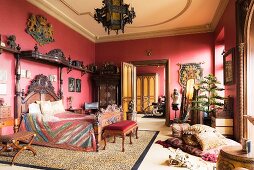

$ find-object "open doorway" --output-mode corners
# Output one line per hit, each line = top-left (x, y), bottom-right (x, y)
(130, 59), (170, 126)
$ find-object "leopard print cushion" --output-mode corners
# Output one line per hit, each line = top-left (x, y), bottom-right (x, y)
(182, 133), (199, 147)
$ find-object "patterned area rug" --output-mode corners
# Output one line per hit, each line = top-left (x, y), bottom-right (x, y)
(0, 130), (158, 170)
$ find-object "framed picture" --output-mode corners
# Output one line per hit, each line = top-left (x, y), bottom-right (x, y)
(223, 48), (235, 85)
(76, 79), (81, 92)
(68, 77), (75, 92)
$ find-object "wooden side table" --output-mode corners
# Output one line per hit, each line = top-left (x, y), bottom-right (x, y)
(217, 146), (254, 170)
(66, 108), (83, 114)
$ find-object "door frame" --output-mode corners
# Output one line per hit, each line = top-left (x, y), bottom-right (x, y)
(130, 59), (170, 126)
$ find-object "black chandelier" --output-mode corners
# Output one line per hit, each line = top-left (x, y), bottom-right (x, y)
(94, 0), (136, 34)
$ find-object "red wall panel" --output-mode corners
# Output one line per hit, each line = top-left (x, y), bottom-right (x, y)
(0, 0), (95, 133)
(95, 33), (214, 119)
(214, 0), (237, 138)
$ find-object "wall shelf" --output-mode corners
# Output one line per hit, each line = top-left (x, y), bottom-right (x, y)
(0, 45), (20, 54)
(20, 48), (93, 76)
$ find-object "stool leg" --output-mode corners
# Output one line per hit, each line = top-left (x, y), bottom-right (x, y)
(129, 131), (132, 144)
(113, 136), (116, 143)
(103, 134), (107, 150)
(122, 135), (125, 152)
(135, 127), (138, 139)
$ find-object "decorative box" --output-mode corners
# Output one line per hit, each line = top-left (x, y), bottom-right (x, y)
(0, 106), (11, 118)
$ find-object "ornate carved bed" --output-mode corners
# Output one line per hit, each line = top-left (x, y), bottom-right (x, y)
(16, 74), (123, 151)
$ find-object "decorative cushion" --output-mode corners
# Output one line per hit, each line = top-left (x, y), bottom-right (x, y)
(104, 120), (137, 131)
(28, 103), (42, 114)
(195, 131), (227, 150)
(40, 101), (54, 115)
(163, 137), (202, 157)
(171, 123), (190, 138)
(51, 100), (65, 114)
(182, 131), (199, 147)
(187, 124), (216, 133)
(181, 144), (203, 157)
(166, 137), (183, 148)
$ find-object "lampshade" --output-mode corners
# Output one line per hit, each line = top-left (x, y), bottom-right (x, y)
(94, 0), (136, 34)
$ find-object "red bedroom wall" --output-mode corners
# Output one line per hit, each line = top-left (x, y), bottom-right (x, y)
(95, 33), (214, 120)
(136, 66), (165, 97)
(214, 0), (238, 139)
(0, 0), (95, 134)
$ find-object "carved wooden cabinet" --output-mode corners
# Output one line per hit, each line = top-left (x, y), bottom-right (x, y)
(92, 74), (121, 108)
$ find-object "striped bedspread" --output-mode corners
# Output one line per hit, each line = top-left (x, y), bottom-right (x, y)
(19, 112), (97, 152)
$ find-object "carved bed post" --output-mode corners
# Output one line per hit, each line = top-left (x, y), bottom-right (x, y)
(93, 112), (101, 152)
(59, 67), (63, 99)
(14, 45), (21, 133)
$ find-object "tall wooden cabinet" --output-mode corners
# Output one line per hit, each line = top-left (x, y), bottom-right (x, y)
(136, 73), (158, 113)
(91, 64), (121, 108)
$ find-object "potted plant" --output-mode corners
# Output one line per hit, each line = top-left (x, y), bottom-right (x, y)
(191, 74), (224, 124)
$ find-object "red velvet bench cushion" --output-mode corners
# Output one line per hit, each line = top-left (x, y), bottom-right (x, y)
(104, 120), (137, 131)
(102, 120), (138, 152)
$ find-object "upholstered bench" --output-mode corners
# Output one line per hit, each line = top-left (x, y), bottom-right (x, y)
(102, 120), (138, 152)
(0, 131), (36, 165)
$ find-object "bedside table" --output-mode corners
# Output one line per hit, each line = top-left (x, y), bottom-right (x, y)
(217, 146), (254, 169)
(66, 108), (83, 114)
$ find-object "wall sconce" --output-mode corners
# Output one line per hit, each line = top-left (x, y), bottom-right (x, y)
(145, 49), (152, 56)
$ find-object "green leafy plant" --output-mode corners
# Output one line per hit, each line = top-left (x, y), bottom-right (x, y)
(191, 74), (224, 116)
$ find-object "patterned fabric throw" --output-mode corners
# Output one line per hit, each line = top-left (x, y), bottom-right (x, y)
(19, 112), (97, 151)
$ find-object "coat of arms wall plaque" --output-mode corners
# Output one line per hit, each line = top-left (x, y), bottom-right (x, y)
(178, 62), (204, 87)
(26, 14), (54, 46)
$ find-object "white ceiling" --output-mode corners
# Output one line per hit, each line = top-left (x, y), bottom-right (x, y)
(27, 0), (229, 43)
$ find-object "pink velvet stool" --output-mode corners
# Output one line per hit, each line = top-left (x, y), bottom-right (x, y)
(102, 120), (138, 152)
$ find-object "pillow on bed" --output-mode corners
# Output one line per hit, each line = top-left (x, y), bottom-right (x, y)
(28, 103), (42, 114)
(40, 100), (54, 115)
(195, 131), (227, 150)
(51, 100), (65, 114)
(187, 124), (216, 133)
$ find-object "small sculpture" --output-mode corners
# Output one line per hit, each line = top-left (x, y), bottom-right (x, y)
(128, 100), (134, 113)
(67, 96), (73, 109)
(7, 35), (17, 49)
(171, 89), (181, 119)
(171, 89), (180, 109)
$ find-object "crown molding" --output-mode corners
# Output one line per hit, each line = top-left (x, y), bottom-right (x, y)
(26, 0), (96, 42)
(95, 25), (213, 43)
(210, 0), (229, 31)
(26, 0), (228, 43)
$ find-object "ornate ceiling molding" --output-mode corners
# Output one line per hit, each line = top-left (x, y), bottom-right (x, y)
(95, 24), (212, 43)
(27, 0), (229, 43)
(59, 0), (93, 17)
(128, 0), (192, 28)
(210, 0), (229, 30)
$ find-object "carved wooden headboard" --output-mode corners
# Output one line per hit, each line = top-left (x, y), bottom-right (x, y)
(19, 74), (60, 117)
